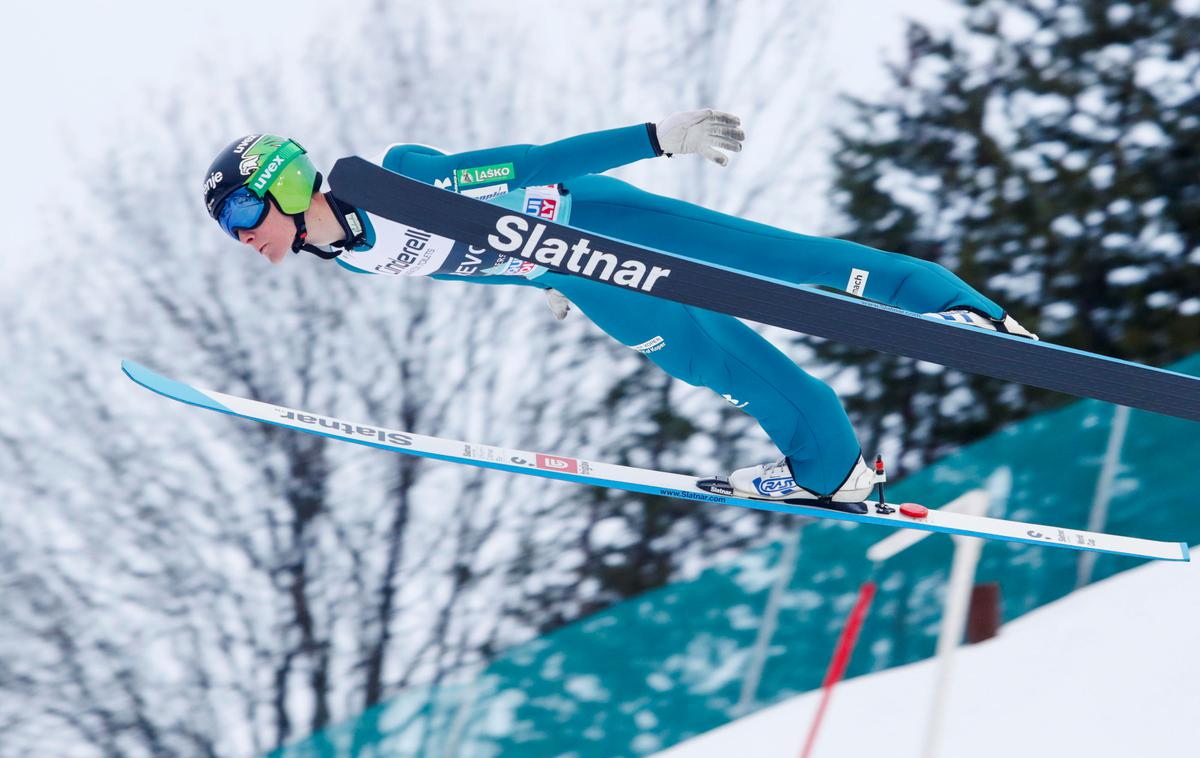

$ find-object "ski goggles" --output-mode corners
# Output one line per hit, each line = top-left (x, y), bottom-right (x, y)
(216, 187), (270, 239)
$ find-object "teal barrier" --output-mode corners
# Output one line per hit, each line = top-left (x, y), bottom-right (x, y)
(271, 355), (1200, 757)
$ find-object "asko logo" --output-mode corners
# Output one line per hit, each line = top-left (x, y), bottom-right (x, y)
(536, 454), (579, 474)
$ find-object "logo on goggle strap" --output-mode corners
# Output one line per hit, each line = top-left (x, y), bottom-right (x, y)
(756, 477), (796, 494)
(251, 154), (288, 193)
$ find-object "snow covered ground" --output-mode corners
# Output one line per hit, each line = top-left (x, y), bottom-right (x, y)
(656, 549), (1200, 757)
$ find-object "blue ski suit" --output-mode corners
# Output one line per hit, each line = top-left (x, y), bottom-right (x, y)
(333, 124), (1003, 495)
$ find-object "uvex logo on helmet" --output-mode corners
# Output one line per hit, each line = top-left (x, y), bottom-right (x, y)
(233, 134), (261, 154)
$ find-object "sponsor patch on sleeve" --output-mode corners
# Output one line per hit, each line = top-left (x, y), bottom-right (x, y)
(846, 268), (870, 297)
(461, 183), (509, 200)
(457, 162), (515, 187)
(523, 185), (562, 220)
(630, 336), (666, 354)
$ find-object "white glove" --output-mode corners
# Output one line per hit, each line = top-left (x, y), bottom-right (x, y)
(544, 288), (572, 320)
(655, 109), (744, 166)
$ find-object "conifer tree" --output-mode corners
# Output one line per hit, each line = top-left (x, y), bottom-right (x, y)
(827, 0), (1200, 471)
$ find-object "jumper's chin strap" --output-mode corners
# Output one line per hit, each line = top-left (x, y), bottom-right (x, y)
(288, 171), (366, 260)
(289, 212), (311, 254)
(287, 170), (321, 256)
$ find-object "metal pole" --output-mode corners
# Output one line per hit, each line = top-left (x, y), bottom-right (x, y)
(859, 473), (1010, 757)
(920, 529), (984, 758)
(442, 673), (484, 758)
(736, 518), (811, 715)
(1077, 404), (1131, 589)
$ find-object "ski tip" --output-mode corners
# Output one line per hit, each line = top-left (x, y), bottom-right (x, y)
(121, 360), (230, 413)
(121, 359), (153, 386)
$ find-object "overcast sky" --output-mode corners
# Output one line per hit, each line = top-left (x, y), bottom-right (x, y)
(0, 0), (956, 285)
(0, 0), (341, 283)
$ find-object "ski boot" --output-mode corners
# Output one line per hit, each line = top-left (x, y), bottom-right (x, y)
(698, 456), (880, 514)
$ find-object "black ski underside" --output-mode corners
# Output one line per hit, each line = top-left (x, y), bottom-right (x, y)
(328, 156), (1200, 424)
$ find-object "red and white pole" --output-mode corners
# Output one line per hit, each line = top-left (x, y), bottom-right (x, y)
(799, 579), (877, 758)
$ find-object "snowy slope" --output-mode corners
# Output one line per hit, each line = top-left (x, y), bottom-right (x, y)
(656, 550), (1200, 757)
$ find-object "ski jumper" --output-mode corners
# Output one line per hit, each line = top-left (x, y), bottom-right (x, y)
(331, 125), (1003, 495)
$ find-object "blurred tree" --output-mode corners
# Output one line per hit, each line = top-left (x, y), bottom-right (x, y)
(475, 0), (843, 635)
(0, 1), (843, 755)
(826, 0), (1200, 473)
